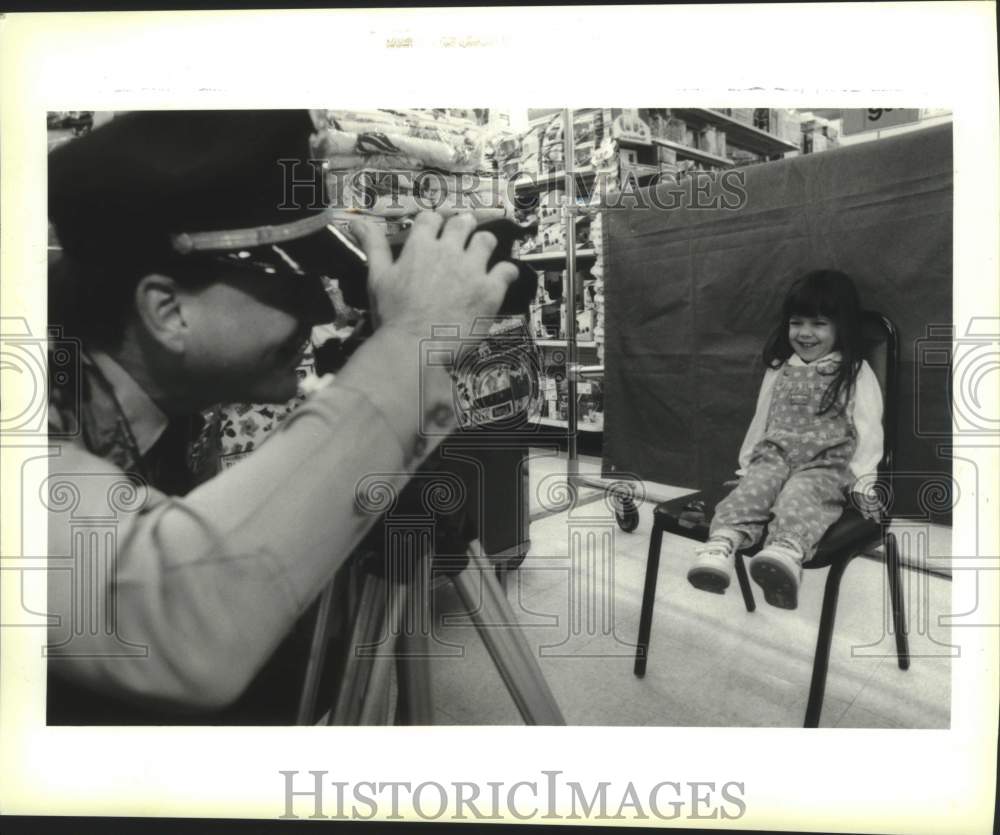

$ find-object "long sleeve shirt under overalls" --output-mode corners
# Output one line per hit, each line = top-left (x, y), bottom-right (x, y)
(710, 351), (884, 559)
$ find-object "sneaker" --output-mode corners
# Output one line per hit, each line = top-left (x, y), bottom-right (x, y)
(687, 538), (736, 594)
(749, 543), (804, 610)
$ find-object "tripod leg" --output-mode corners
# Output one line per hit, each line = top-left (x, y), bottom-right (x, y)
(395, 555), (435, 725)
(330, 572), (387, 725)
(451, 544), (565, 725)
(357, 576), (409, 725)
(296, 579), (338, 725)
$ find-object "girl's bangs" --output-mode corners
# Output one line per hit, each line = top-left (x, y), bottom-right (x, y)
(785, 280), (839, 319)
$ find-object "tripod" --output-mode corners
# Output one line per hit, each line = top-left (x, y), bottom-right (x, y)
(296, 538), (565, 725)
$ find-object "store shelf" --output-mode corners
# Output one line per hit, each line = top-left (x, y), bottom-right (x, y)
(669, 108), (800, 154)
(537, 416), (604, 433)
(535, 339), (600, 350)
(615, 137), (654, 149)
(514, 170), (598, 193)
(520, 249), (596, 263)
(652, 137), (734, 169)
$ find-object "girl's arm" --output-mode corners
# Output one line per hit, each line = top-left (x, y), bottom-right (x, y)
(849, 360), (885, 483)
(736, 367), (780, 476)
(848, 360), (885, 519)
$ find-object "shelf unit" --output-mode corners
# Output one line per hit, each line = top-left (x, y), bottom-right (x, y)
(652, 137), (734, 168)
(514, 108), (799, 448)
(668, 108), (801, 155)
(521, 249), (596, 264)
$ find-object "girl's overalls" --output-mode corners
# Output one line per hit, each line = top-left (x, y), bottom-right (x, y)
(711, 359), (858, 559)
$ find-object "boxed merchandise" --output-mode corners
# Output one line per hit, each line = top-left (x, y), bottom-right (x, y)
(538, 188), (566, 228)
(574, 141), (595, 169)
(664, 115), (687, 143)
(699, 126), (718, 155)
(572, 112), (597, 144)
(656, 144), (677, 165)
(538, 203), (562, 228)
(728, 108), (754, 125)
(775, 109), (802, 146)
(618, 147), (639, 167)
(647, 112), (668, 140)
(540, 223), (566, 252)
(540, 144), (565, 174)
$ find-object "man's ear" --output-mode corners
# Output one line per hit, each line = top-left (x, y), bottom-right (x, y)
(134, 273), (188, 353)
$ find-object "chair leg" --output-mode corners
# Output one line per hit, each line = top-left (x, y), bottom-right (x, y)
(734, 552), (756, 613)
(884, 531), (910, 671)
(804, 557), (853, 728)
(633, 519), (665, 678)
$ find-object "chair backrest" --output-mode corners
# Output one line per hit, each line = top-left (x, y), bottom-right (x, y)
(858, 311), (898, 488)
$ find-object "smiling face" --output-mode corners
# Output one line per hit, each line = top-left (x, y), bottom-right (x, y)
(788, 313), (838, 363)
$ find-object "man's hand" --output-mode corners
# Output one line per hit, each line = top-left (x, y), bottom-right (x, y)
(350, 211), (519, 340)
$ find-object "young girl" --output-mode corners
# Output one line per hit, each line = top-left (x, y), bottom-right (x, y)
(687, 270), (884, 610)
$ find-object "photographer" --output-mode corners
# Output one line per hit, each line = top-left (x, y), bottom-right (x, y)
(45, 110), (518, 723)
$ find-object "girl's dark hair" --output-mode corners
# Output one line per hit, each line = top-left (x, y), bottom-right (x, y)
(762, 269), (865, 414)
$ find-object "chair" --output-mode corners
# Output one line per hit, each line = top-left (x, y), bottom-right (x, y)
(632, 312), (910, 727)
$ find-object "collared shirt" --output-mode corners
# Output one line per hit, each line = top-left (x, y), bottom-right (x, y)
(736, 351), (884, 482)
(47, 327), (456, 716)
(88, 350), (170, 456)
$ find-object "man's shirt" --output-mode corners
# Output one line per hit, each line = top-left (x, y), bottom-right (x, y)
(46, 329), (455, 719)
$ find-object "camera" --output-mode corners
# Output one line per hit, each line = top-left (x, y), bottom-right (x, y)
(316, 217), (542, 574)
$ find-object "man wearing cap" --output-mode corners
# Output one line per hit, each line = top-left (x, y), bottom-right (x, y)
(45, 110), (519, 723)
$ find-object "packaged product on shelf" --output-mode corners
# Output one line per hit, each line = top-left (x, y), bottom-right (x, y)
(618, 147), (639, 167)
(518, 232), (541, 255)
(540, 143), (565, 174)
(311, 109), (487, 173)
(647, 112), (668, 140)
(540, 224), (566, 252)
(699, 126), (718, 155)
(572, 111), (597, 144)
(664, 115), (687, 143)
(656, 144), (678, 165)
(519, 129), (541, 175)
(728, 108), (754, 125)
(574, 141), (595, 169)
(543, 269), (564, 301)
(485, 131), (523, 179)
(775, 109), (801, 146)
(537, 187), (566, 227)
(716, 130), (727, 157)
(538, 203), (561, 229)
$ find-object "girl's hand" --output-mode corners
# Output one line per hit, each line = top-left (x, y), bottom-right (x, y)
(850, 488), (884, 522)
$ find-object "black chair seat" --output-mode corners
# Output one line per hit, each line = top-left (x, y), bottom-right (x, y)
(652, 491), (881, 570)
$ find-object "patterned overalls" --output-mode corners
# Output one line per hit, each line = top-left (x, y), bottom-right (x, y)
(711, 358), (857, 559)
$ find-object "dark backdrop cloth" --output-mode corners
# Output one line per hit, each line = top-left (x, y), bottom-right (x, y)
(603, 124), (953, 523)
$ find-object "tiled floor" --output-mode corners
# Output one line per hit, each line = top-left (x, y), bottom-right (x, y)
(425, 451), (952, 728)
